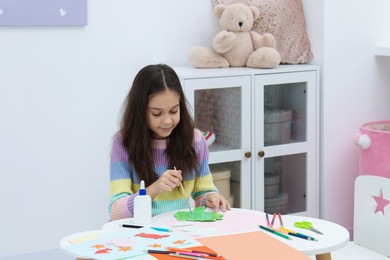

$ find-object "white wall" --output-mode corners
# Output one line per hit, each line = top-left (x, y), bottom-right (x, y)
(321, 0), (390, 232)
(0, 0), (218, 256)
(2, 0), (390, 256)
(301, 0), (390, 234)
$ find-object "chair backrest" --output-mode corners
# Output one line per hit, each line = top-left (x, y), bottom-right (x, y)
(354, 175), (390, 257)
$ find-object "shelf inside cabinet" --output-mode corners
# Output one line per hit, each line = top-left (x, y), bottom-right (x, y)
(209, 150), (243, 164)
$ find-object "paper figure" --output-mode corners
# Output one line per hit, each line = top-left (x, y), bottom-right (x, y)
(117, 246), (132, 252)
(148, 243), (162, 248)
(90, 244), (105, 249)
(95, 248), (111, 254)
(173, 240), (187, 245)
(174, 207), (224, 221)
(135, 233), (169, 239)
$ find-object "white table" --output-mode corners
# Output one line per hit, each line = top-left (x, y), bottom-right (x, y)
(61, 209), (349, 260)
(102, 209), (349, 260)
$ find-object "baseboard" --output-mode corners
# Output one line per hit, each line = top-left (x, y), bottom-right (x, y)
(347, 227), (353, 240)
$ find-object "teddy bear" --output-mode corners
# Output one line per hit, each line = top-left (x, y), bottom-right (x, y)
(188, 3), (281, 69)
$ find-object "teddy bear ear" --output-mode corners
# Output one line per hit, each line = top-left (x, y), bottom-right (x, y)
(214, 4), (226, 18)
(249, 6), (260, 20)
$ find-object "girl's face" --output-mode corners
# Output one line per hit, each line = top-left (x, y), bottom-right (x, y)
(147, 89), (180, 139)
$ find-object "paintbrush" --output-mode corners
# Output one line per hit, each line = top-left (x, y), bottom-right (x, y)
(175, 166), (193, 214)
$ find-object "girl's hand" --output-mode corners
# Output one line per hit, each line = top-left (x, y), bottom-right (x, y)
(146, 169), (182, 198)
(205, 193), (231, 212)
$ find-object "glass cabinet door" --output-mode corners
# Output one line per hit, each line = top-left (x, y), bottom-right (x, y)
(182, 75), (252, 209)
(194, 87), (242, 152)
(264, 154), (307, 214)
(254, 71), (318, 216)
(263, 82), (307, 145)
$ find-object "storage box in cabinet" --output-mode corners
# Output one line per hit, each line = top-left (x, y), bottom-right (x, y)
(264, 109), (292, 146)
(210, 164), (231, 199)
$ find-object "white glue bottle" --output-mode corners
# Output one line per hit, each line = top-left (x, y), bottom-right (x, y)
(133, 180), (152, 224)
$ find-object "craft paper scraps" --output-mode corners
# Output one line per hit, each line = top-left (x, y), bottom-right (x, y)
(63, 226), (201, 260)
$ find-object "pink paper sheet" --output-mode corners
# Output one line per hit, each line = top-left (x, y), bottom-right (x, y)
(165, 209), (267, 236)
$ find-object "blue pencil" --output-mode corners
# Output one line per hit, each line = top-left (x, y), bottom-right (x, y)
(151, 227), (173, 232)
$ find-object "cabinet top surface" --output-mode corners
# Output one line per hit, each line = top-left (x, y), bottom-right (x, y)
(174, 64), (320, 78)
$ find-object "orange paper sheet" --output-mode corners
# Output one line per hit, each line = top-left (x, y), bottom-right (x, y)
(196, 231), (309, 259)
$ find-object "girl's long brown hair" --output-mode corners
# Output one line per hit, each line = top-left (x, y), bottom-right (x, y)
(120, 64), (197, 186)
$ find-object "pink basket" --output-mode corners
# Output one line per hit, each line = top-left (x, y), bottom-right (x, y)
(355, 121), (390, 178)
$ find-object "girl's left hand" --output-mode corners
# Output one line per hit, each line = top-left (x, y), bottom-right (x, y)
(205, 193), (231, 212)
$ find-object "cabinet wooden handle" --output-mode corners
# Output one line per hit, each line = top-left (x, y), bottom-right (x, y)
(245, 152), (252, 158)
(258, 151), (265, 157)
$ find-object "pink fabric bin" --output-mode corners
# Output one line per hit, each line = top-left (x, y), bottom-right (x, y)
(355, 121), (390, 178)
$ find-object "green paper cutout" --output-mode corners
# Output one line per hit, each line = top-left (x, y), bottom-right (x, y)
(174, 206), (224, 222)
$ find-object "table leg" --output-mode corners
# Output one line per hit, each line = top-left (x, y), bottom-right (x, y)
(315, 253), (332, 260)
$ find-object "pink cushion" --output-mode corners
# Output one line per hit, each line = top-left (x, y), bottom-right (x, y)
(211, 0), (314, 64)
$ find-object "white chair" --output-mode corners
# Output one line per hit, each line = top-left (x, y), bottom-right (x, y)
(331, 175), (390, 259)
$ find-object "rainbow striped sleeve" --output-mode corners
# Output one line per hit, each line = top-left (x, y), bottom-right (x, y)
(109, 133), (137, 220)
(192, 129), (219, 200)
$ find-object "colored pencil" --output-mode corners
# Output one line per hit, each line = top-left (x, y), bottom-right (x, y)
(278, 213), (284, 227)
(265, 213), (270, 226)
(259, 225), (291, 240)
(150, 227), (173, 232)
(146, 249), (172, 254)
(270, 213), (277, 226)
(287, 232), (318, 241)
(166, 247), (218, 257)
(271, 227), (289, 235)
(169, 253), (209, 260)
(147, 250), (209, 257)
(279, 227), (318, 241)
(176, 252), (210, 257)
(121, 224), (172, 232)
(120, 224), (143, 228)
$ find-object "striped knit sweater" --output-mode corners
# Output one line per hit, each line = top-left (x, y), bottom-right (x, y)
(109, 128), (218, 220)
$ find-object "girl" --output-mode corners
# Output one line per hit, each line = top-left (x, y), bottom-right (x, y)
(109, 64), (230, 220)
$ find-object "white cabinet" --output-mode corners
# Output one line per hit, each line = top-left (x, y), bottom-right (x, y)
(175, 65), (320, 217)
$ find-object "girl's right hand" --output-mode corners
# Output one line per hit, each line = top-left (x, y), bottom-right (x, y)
(146, 169), (183, 198)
